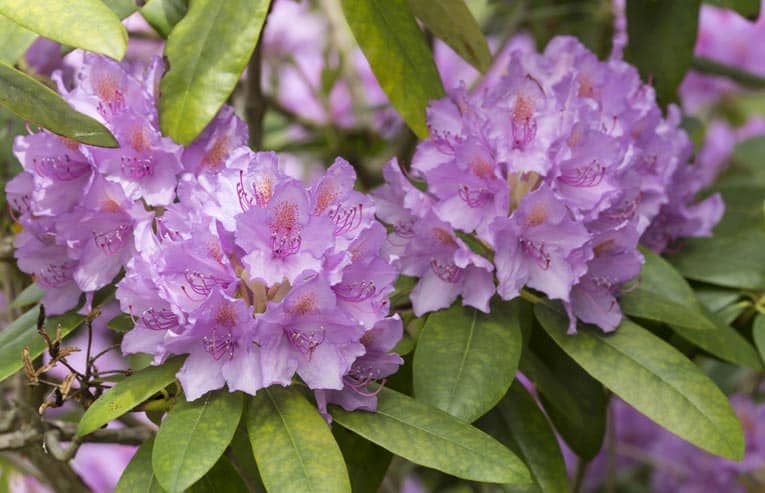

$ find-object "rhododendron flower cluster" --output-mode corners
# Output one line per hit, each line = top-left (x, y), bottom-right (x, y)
(375, 36), (724, 333)
(6, 53), (403, 412)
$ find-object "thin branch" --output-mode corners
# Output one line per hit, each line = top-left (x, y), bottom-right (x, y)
(691, 56), (765, 89)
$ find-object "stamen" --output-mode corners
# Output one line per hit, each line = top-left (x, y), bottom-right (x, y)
(270, 229), (302, 259)
(430, 258), (462, 283)
(93, 224), (130, 255)
(141, 307), (179, 331)
(33, 155), (90, 181)
(519, 238), (551, 270)
(36, 262), (76, 288)
(335, 280), (377, 302)
(285, 326), (325, 358)
(96, 89), (126, 117)
(202, 327), (235, 360)
(237, 170), (253, 212)
(458, 184), (492, 208)
(183, 270), (230, 296)
(120, 156), (154, 179)
(328, 203), (363, 235)
(559, 160), (605, 187)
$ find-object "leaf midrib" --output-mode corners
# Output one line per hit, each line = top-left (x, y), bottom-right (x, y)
(165, 395), (211, 492)
(445, 310), (477, 416)
(266, 389), (315, 493)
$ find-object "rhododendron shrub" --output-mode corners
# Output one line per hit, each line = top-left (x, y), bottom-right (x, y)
(0, 1), (763, 492)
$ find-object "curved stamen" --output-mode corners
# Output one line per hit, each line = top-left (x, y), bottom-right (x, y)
(328, 203), (363, 235)
(96, 89), (126, 117)
(202, 327), (235, 360)
(602, 196), (640, 221)
(36, 262), (76, 288)
(93, 224), (130, 255)
(270, 229), (302, 259)
(458, 184), (492, 208)
(335, 280), (377, 302)
(237, 170), (253, 212)
(393, 219), (415, 238)
(430, 258), (463, 283)
(559, 160), (605, 187)
(141, 307), (179, 331)
(512, 117), (537, 150)
(8, 194), (31, 219)
(121, 156), (154, 179)
(285, 327), (325, 359)
(519, 238), (551, 270)
(183, 270), (230, 297)
(155, 218), (180, 242)
(33, 155), (90, 181)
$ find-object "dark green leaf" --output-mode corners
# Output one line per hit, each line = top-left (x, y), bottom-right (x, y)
(9, 283), (44, 309)
(535, 303), (744, 460)
(0, 15), (35, 64)
(107, 314), (134, 333)
(620, 247), (717, 331)
(228, 424), (266, 491)
(102, 0), (139, 19)
(668, 228), (765, 290)
(414, 299), (522, 422)
(0, 306), (84, 382)
(341, 0), (445, 138)
(0, 0), (127, 60)
(245, 386), (351, 493)
(477, 382), (570, 493)
(704, 0), (760, 19)
(187, 456), (248, 493)
(526, 0), (615, 59)
(77, 357), (184, 436)
(522, 330), (606, 460)
(694, 286), (742, 313)
(141, 0), (188, 38)
(406, 0), (491, 72)
(331, 388), (532, 485)
(159, 0), (270, 144)
(114, 438), (165, 493)
(333, 426), (392, 493)
(753, 314), (765, 365)
(0, 62), (118, 146)
(624, 0), (700, 106)
(153, 391), (243, 493)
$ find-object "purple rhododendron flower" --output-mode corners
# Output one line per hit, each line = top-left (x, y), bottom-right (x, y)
(375, 36), (724, 333)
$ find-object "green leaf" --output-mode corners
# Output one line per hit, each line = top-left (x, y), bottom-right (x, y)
(405, 0), (491, 72)
(753, 314), (765, 365)
(704, 0), (760, 19)
(526, 0), (615, 59)
(228, 424), (266, 491)
(107, 313), (134, 333)
(0, 306), (84, 382)
(187, 456), (248, 493)
(159, 0), (269, 144)
(0, 62), (118, 147)
(522, 330), (606, 460)
(102, 0), (139, 19)
(245, 386), (351, 493)
(535, 303), (744, 460)
(0, 15), (35, 65)
(153, 391), (243, 493)
(477, 382), (570, 493)
(331, 387), (531, 485)
(77, 357), (185, 436)
(141, 0), (188, 38)
(620, 247), (717, 331)
(9, 283), (44, 309)
(341, 0), (445, 138)
(115, 438), (165, 493)
(0, 0), (127, 60)
(624, 0), (701, 106)
(668, 228), (765, 290)
(414, 299), (522, 422)
(333, 426), (392, 493)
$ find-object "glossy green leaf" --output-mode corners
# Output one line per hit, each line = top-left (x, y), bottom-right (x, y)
(159, 0), (269, 144)
(753, 314), (765, 365)
(620, 248), (717, 331)
(153, 391), (243, 493)
(704, 0), (760, 19)
(77, 357), (184, 436)
(668, 228), (765, 290)
(331, 388), (531, 485)
(695, 286), (741, 313)
(333, 426), (392, 493)
(0, 305), (85, 382)
(405, 0), (491, 72)
(0, 15), (35, 64)
(624, 0), (700, 106)
(341, 0), (445, 138)
(9, 283), (44, 309)
(477, 382), (570, 493)
(107, 313), (134, 333)
(535, 303), (744, 460)
(414, 299), (522, 422)
(141, 0), (188, 38)
(246, 386), (351, 493)
(0, 0), (127, 60)
(0, 62), (118, 147)
(114, 438), (165, 493)
(187, 456), (248, 493)
(522, 330), (606, 460)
